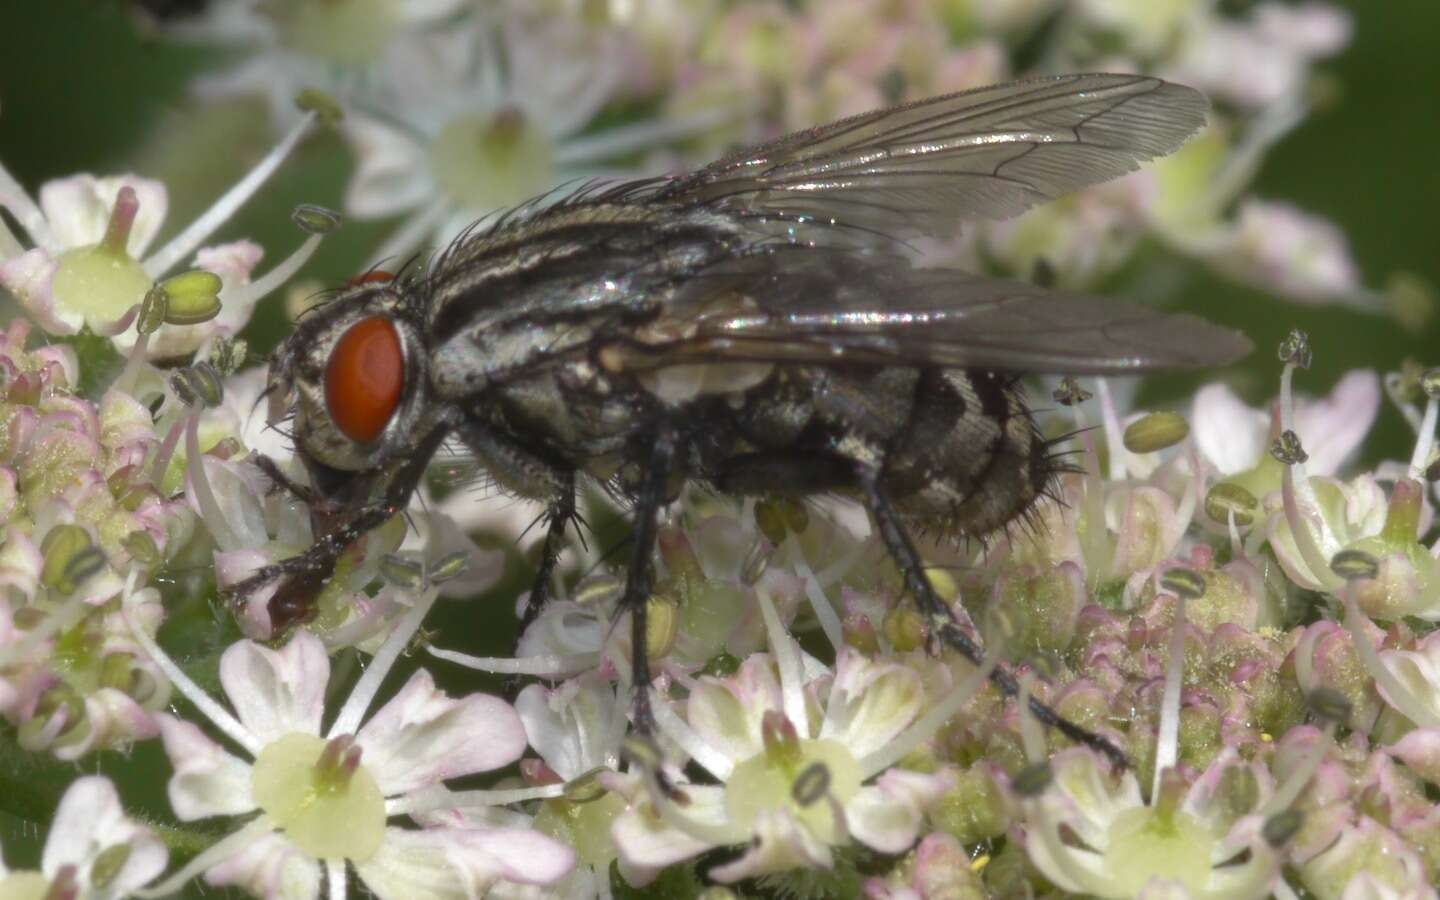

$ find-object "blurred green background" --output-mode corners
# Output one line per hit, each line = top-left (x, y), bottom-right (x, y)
(0, 0), (1437, 887)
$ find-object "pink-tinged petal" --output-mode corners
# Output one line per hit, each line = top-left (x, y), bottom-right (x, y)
(0, 526), (42, 600)
(821, 650), (922, 759)
(0, 248), (77, 335)
(215, 549), (279, 639)
(847, 775), (932, 855)
(687, 655), (783, 762)
(156, 714), (258, 820)
(189, 457), (270, 549)
(340, 115), (434, 220)
(53, 687), (159, 761)
(1387, 729), (1440, 784)
(353, 826), (576, 899)
(1300, 817), (1431, 900)
(1294, 370), (1381, 477)
(610, 786), (723, 872)
(516, 675), (621, 781)
(45, 775), (167, 893)
(203, 831), (321, 900)
(708, 807), (833, 882)
(39, 174), (168, 257)
(1108, 486), (1181, 577)
(356, 670), (526, 794)
(219, 631), (329, 742)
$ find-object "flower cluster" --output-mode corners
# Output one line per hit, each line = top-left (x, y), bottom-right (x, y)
(2, 2), (1435, 900)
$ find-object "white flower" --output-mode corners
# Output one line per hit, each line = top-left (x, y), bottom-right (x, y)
(1192, 369), (1380, 478)
(1206, 200), (1365, 305)
(608, 588), (968, 884)
(1024, 749), (1280, 899)
(173, 0), (472, 127)
(0, 775), (166, 900)
(336, 13), (729, 264)
(129, 589), (575, 900)
(1169, 2), (1351, 110)
(0, 110), (325, 354)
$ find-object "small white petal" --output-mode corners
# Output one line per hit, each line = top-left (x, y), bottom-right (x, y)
(820, 650), (922, 759)
(220, 631), (330, 742)
(353, 826), (576, 899)
(1294, 369), (1381, 477)
(39, 174), (168, 256)
(356, 669), (527, 795)
(341, 115), (436, 220)
(157, 714), (259, 820)
(203, 831), (322, 900)
(44, 775), (167, 893)
(1191, 382), (1268, 476)
(707, 807), (833, 882)
(846, 768), (947, 855)
(611, 791), (721, 871)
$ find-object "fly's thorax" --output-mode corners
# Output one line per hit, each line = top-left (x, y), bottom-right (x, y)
(268, 282), (436, 475)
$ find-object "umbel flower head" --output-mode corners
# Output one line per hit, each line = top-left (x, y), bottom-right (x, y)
(3, 2), (1436, 899)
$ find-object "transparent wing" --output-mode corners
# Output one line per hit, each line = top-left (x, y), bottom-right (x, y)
(607, 249), (1251, 375)
(661, 73), (1207, 239)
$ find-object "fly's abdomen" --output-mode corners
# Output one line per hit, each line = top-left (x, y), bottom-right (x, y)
(883, 369), (1052, 537)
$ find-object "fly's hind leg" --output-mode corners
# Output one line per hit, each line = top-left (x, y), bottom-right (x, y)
(857, 470), (1130, 770)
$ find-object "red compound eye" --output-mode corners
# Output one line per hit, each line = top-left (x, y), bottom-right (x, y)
(324, 316), (404, 443)
(347, 270), (395, 286)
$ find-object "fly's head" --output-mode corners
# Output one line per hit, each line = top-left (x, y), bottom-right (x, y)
(266, 276), (436, 510)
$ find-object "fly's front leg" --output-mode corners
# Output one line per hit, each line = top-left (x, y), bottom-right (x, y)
(229, 427), (452, 631)
(452, 415), (576, 633)
(858, 470), (1130, 770)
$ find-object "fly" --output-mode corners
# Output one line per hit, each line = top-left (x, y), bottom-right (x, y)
(242, 73), (1252, 766)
